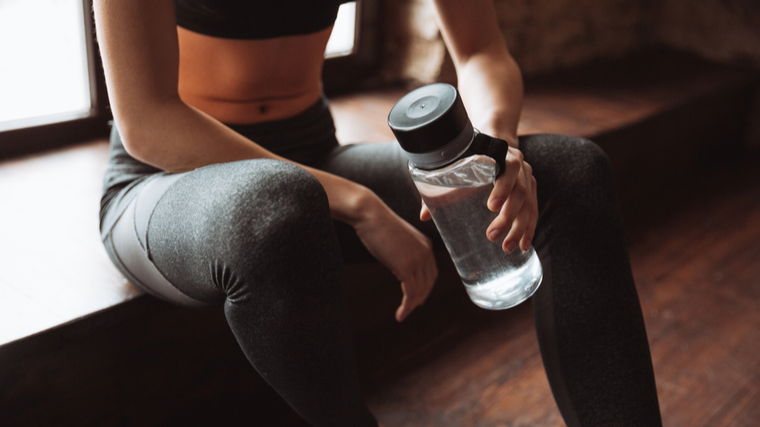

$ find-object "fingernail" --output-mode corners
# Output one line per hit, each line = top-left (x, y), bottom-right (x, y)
(489, 198), (504, 211)
(505, 240), (518, 253)
(488, 229), (502, 241)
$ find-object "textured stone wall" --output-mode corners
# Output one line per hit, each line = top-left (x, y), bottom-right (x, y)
(381, 0), (449, 85)
(380, 0), (760, 85)
(381, 0), (644, 85)
(494, 0), (643, 74)
(647, 0), (760, 65)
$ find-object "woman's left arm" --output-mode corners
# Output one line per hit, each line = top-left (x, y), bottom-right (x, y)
(428, 0), (538, 253)
(431, 0), (523, 147)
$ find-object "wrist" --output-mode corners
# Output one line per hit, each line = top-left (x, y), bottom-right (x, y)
(302, 166), (385, 228)
(477, 116), (519, 149)
(334, 184), (383, 228)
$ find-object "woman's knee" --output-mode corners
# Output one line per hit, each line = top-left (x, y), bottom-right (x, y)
(199, 159), (331, 247)
(569, 137), (613, 181)
(522, 134), (615, 194)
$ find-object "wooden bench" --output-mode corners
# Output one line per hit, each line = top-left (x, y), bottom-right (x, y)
(1, 48), (757, 425)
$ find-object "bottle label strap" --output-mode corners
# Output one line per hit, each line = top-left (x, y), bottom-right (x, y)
(459, 132), (510, 176)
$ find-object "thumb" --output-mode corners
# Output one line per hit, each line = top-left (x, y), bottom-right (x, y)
(396, 286), (411, 322)
(420, 203), (432, 221)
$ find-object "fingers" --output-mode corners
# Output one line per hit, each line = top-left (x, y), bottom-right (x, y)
(504, 162), (538, 252)
(354, 202), (437, 322)
(396, 268), (437, 321)
(396, 282), (425, 322)
(487, 147), (523, 212)
(487, 173), (527, 243)
(503, 203), (530, 253)
(396, 284), (418, 322)
(396, 293), (410, 322)
(486, 147), (539, 253)
(520, 175), (538, 251)
(420, 201), (432, 222)
(396, 251), (437, 322)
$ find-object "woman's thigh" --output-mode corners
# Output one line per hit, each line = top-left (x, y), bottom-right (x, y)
(105, 158), (339, 305)
(105, 171), (210, 306)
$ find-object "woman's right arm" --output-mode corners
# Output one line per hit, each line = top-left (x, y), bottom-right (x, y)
(94, 0), (438, 321)
(94, 0), (277, 172)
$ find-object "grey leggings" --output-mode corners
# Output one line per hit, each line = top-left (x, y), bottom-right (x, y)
(101, 99), (662, 426)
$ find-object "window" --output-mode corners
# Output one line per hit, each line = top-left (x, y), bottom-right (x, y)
(0, 0), (381, 158)
(322, 0), (382, 94)
(0, 0), (92, 131)
(0, 0), (109, 159)
(325, 2), (357, 58)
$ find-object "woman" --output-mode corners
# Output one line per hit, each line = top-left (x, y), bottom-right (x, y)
(94, 0), (663, 425)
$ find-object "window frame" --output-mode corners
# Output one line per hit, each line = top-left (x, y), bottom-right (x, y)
(0, 0), (382, 160)
(323, 0), (383, 95)
(0, 0), (111, 160)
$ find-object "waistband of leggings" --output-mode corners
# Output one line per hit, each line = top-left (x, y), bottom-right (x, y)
(224, 94), (337, 157)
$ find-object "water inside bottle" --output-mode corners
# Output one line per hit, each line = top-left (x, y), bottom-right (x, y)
(412, 156), (542, 310)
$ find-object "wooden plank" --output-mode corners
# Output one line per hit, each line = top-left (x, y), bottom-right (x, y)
(0, 296), (311, 426)
(0, 141), (142, 346)
(521, 49), (758, 139)
(331, 89), (404, 144)
(0, 279), (61, 345)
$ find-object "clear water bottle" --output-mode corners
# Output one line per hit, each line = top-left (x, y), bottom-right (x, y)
(388, 83), (542, 310)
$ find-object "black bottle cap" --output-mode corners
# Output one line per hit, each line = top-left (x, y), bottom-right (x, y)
(388, 83), (474, 169)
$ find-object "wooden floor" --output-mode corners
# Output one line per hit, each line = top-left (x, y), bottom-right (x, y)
(629, 155), (760, 427)
(356, 152), (760, 427)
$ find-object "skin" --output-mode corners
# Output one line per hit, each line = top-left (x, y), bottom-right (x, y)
(92, 0), (536, 329)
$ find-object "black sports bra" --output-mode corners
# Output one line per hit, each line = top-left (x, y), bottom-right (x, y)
(175, 0), (347, 40)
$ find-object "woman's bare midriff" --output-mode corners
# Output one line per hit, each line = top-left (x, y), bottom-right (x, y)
(176, 26), (333, 125)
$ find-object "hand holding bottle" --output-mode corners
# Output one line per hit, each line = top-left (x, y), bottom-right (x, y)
(391, 83), (542, 310)
(420, 144), (537, 254)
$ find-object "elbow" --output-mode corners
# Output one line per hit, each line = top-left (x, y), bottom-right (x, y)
(116, 120), (154, 163)
(112, 97), (179, 166)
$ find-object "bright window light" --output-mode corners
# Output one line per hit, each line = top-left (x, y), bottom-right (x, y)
(325, 2), (357, 58)
(0, 0), (91, 131)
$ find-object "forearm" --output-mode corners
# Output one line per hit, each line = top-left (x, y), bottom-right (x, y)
(455, 41), (523, 148)
(119, 99), (379, 226)
(431, 0), (524, 148)
(96, 0), (385, 239)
